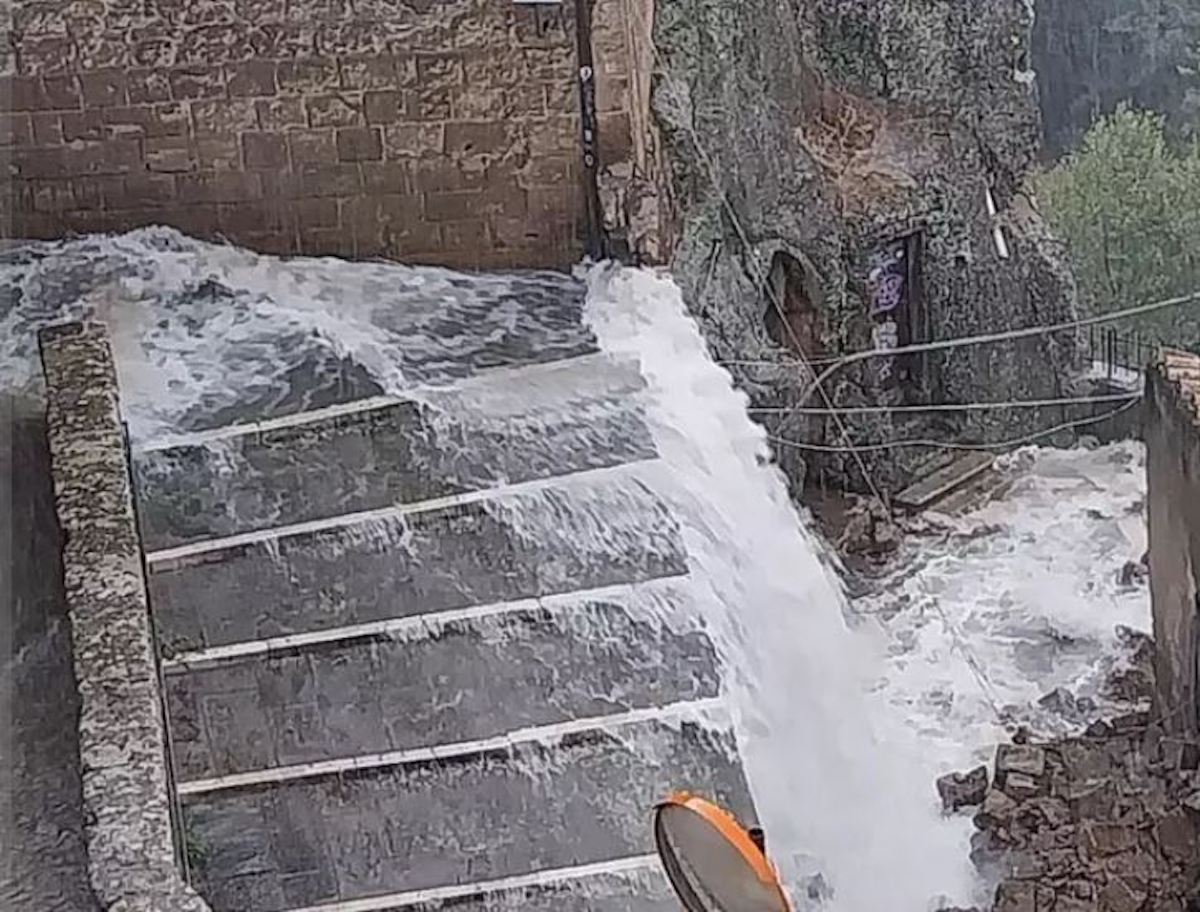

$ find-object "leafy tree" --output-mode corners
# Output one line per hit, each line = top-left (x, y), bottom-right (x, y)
(1035, 106), (1200, 349)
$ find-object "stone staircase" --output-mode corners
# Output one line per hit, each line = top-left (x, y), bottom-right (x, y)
(129, 276), (754, 912)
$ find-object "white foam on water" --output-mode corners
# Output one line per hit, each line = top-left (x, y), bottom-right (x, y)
(581, 265), (974, 911)
(0, 227), (590, 442)
(857, 442), (1151, 773)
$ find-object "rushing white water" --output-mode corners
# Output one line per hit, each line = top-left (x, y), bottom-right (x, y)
(2, 230), (1150, 911)
(858, 442), (1151, 774)
(582, 265), (973, 911)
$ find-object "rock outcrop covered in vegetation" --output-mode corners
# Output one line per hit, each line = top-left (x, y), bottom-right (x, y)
(651, 0), (1079, 495)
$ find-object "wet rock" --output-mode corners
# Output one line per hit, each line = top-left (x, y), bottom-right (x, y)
(1080, 821), (1138, 857)
(1066, 779), (1118, 822)
(1020, 797), (1071, 829)
(975, 787), (1020, 830)
(937, 765), (989, 812)
(1003, 771), (1043, 800)
(800, 872), (832, 902)
(1110, 710), (1151, 732)
(834, 497), (900, 557)
(1156, 811), (1198, 863)
(992, 880), (1036, 912)
(1118, 560), (1148, 587)
(997, 744), (1047, 779)
(1037, 687), (1079, 718)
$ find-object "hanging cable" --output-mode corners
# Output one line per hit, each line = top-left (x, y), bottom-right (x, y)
(768, 397), (1140, 454)
(718, 288), (1196, 374)
(771, 290), (1196, 436)
(748, 391), (1139, 416)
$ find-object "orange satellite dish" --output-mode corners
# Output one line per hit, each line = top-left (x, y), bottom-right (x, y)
(653, 793), (793, 912)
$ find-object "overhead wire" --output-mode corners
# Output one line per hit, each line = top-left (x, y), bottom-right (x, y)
(772, 290), (1197, 436)
(718, 288), (1196, 374)
(768, 397), (1141, 454)
(748, 391), (1140, 416)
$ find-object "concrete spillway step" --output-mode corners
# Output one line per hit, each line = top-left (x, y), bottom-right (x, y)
(165, 586), (718, 781)
(133, 355), (653, 551)
(287, 863), (681, 912)
(182, 719), (751, 912)
(144, 270), (598, 437)
(148, 465), (686, 651)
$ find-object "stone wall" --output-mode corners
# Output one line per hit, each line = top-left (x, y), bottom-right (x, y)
(1146, 349), (1200, 740)
(38, 322), (210, 912)
(648, 0), (1080, 495)
(1, 0), (645, 269)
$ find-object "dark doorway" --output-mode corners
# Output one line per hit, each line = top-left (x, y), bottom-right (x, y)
(763, 251), (823, 361)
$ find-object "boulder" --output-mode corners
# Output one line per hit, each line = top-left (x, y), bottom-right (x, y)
(1098, 876), (1146, 912)
(937, 765), (989, 812)
(975, 787), (1020, 830)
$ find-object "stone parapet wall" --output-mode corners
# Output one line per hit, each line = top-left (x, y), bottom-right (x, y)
(1146, 349), (1200, 739)
(38, 321), (210, 912)
(1, 0), (644, 269)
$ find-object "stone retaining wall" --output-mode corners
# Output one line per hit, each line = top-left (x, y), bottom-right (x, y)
(1146, 350), (1200, 740)
(2, 0), (648, 270)
(38, 321), (209, 912)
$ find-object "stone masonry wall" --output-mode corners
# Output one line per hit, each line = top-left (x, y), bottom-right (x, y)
(2, 1), (644, 269)
(1146, 350), (1200, 740)
(38, 321), (210, 912)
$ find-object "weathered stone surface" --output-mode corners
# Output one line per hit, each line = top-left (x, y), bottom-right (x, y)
(38, 322), (212, 911)
(184, 722), (751, 910)
(1146, 352), (1200, 743)
(0, 396), (101, 912)
(652, 0), (1079, 494)
(1033, 0), (1200, 157)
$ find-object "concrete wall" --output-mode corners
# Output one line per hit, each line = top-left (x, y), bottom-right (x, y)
(1, 1), (644, 269)
(1146, 350), (1200, 739)
(38, 322), (211, 912)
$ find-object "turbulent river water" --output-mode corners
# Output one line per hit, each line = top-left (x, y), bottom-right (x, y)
(0, 229), (1150, 912)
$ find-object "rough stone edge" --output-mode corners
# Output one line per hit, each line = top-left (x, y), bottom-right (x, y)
(38, 321), (212, 912)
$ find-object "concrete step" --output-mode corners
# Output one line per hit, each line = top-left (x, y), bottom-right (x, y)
(148, 466), (686, 651)
(133, 355), (652, 551)
(383, 867), (680, 912)
(927, 465), (1010, 517)
(165, 589), (719, 781)
(181, 720), (751, 912)
(893, 450), (996, 511)
(150, 270), (597, 437)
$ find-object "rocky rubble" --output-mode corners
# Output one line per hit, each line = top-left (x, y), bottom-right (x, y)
(941, 720), (1200, 912)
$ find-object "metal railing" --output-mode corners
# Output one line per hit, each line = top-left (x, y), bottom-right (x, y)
(1086, 325), (1159, 381)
